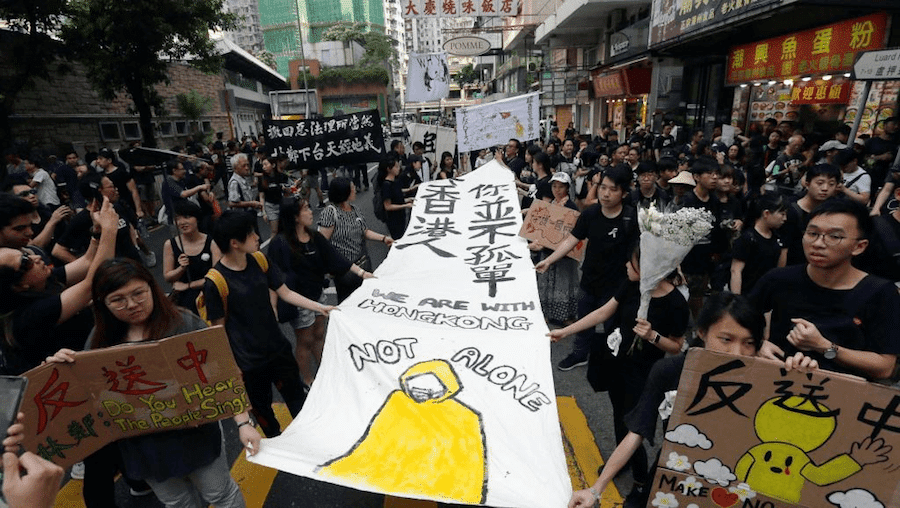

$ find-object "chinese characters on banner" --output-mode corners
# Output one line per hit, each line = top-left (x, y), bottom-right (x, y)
(790, 79), (851, 105)
(650, 0), (780, 48)
(726, 12), (887, 85)
(402, 0), (519, 17)
(20, 327), (246, 468)
(519, 201), (587, 261)
(456, 92), (540, 152)
(248, 161), (571, 507)
(263, 109), (385, 167)
(651, 349), (900, 508)
(592, 72), (627, 97)
(407, 123), (458, 168)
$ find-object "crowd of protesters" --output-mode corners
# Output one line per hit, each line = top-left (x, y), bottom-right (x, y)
(3, 114), (900, 507)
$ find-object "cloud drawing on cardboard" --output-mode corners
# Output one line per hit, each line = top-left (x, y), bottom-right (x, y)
(665, 423), (713, 449)
(827, 489), (885, 508)
(694, 458), (736, 486)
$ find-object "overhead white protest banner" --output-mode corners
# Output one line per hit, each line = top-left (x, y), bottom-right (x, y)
(249, 161), (571, 507)
(406, 52), (451, 103)
(407, 122), (457, 164)
(456, 92), (540, 152)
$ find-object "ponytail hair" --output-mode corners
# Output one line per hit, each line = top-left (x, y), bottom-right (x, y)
(744, 192), (786, 226)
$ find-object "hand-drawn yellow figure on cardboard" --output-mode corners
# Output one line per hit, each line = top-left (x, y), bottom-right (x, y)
(735, 395), (891, 504)
(318, 359), (487, 504)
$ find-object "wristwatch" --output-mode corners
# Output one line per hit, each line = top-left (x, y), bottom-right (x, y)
(823, 342), (839, 360)
(652, 332), (662, 345)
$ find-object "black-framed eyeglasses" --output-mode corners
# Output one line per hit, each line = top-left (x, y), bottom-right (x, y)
(802, 229), (858, 246)
(16, 189), (37, 197)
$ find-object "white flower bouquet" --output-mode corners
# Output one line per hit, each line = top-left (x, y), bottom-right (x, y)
(637, 205), (713, 320)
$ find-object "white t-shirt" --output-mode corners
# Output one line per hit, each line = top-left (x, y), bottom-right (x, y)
(842, 167), (871, 196)
(31, 168), (59, 206)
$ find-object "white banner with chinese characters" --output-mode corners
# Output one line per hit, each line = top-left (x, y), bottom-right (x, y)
(455, 92), (540, 152)
(407, 52), (451, 103)
(407, 122), (457, 169)
(401, 0), (519, 17)
(249, 161), (571, 507)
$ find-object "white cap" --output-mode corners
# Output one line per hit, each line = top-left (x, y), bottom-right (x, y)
(550, 172), (572, 185)
(819, 140), (847, 152)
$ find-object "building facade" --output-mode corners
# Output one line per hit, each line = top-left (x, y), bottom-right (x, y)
(222, 0), (266, 55)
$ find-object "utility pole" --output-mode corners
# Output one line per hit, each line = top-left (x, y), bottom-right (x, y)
(294, 0), (311, 118)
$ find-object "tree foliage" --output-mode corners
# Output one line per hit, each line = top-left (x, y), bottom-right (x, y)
(176, 89), (213, 120)
(60, 0), (237, 147)
(0, 0), (71, 145)
(455, 63), (478, 88)
(322, 22), (398, 68)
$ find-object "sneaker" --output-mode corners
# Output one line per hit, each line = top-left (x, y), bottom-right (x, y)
(557, 353), (588, 371)
(129, 486), (154, 497)
(70, 461), (85, 480)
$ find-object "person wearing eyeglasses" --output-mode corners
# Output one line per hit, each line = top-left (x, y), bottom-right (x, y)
(748, 198), (900, 381)
(0, 196), (118, 376)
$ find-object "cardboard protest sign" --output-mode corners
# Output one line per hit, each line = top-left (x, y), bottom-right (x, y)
(519, 200), (586, 261)
(406, 53), (450, 103)
(249, 161), (571, 507)
(263, 109), (385, 167)
(20, 327), (246, 468)
(455, 92), (540, 152)
(651, 349), (900, 508)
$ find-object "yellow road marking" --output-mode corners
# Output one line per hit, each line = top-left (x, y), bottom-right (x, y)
(557, 396), (623, 508)
(232, 403), (294, 508)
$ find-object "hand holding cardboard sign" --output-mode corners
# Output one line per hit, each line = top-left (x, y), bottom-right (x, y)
(2, 451), (64, 508)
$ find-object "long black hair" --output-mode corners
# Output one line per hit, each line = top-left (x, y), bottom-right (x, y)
(277, 197), (315, 254)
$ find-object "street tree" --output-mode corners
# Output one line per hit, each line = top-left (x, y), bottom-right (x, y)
(322, 22), (398, 68)
(0, 0), (70, 146)
(455, 63), (478, 89)
(60, 0), (237, 148)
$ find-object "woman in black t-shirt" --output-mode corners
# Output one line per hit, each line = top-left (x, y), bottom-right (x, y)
(269, 198), (372, 385)
(377, 157), (414, 239)
(549, 245), (690, 495)
(258, 157), (288, 239)
(520, 151), (552, 210)
(162, 201), (221, 314)
(730, 193), (787, 295)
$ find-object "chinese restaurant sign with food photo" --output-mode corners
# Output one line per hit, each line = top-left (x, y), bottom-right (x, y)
(650, 349), (900, 508)
(726, 12), (887, 85)
(248, 161), (571, 507)
(18, 327), (246, 469)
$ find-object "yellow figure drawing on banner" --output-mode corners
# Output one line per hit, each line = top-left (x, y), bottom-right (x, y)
(735, 394), (891, 504)
(318, 359), (487, 503)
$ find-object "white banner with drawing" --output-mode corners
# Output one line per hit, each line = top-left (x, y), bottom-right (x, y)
(249, 161), (571, 507)
(406, 52), (450, 103)
(456, 92), (541, 152)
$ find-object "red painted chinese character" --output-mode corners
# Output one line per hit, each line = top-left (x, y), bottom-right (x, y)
(482, 0), (494, 13)
(33, 368), (87, 435)
(404, 0), (419, 15)
(462, 0), (475, 13)
(103, 356), (166, 396)
(443, 0), (456, 14)
(501, 0), (513, 12)
(177, 342), (209, 384)
(424, 0), (436, 13)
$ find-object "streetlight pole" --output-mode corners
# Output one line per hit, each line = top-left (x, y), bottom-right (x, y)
(294, 0), (311, 118)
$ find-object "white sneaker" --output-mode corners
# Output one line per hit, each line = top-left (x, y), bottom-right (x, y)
(70, 461), (85, 480)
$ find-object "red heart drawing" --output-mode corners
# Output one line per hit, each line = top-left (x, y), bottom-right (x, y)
(711, 487), (740, 508)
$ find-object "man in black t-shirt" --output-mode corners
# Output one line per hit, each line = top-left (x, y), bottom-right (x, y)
(535, 166), (638, 370)
(680, 157), (723, 320)
(204, 211), (335, 437)
(750, 199), (900, 380)
(653, 124), (676, 162)
(864, 117), (898, 194)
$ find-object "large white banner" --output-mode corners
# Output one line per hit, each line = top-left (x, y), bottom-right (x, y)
(406, 53), (451, 103)
(249, 161), (571, 507)
(401, 0), (519, 17)
(456, 92), (540, 152)
(407, 122), (457, 168)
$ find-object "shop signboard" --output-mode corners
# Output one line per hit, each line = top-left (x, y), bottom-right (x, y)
(725, 12), (887, 85)
(592, 72), (626, 97)
(790, 79), (851, 105)
(650, 0), (780, 48)
(401, 0), (518, 17)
